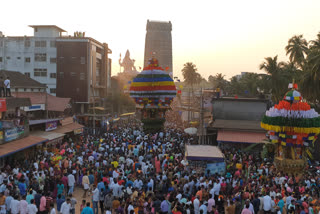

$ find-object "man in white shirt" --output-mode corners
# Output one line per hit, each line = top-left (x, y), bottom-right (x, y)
(112, 181), (122, 197)
(128, 203), (134, 214)
(200, 202), (208, 214)
(19, 196), (28, 214)
(213, 180), (221, 200)
(10, 196), (20, 214)
(4, 77), (10, 97)
(263, 193), (272, 213)
(60, 199), (71, 214)
(92, 185), (99, 214)
(68, 173), (75, 195)
(193, 195), (200, 214)
(27, 199), (38, 214)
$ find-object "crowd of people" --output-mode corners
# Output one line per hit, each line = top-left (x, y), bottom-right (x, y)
(0, 119), (320, 214)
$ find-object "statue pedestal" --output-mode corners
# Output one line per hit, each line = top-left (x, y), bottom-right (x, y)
(274, 157), (306, 174)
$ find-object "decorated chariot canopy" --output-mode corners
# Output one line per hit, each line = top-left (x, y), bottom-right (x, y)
(261, 83), (320, 151)
(129, 57), (176, 108)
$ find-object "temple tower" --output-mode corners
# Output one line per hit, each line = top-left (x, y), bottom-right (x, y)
(144, 20), (173, 75)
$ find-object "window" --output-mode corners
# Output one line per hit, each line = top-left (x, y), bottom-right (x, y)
(0, 41), (3, 47)
(0, 57), (2, 62)
(50, 58), (56, 63)
(50, 73), (56, 78)
(80, 72), (85, 80)
(34, 68), (47, 77)
(34, 53), (46, 62)
(35, 41), (46, 47)
(25, 57), (31, 63)
(17, 57), (21, 60)
(6, 56), (10, 60)
(24, 40), (31, 47)
(25, 72), (30, 77)
(59, 72), (64, 78)
(50, 41), (56, 47)
(50, 88), (56, 94)
(80, 57), (86, 64)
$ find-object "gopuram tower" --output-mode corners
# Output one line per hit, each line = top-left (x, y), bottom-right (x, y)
(144, 20), (173, 76)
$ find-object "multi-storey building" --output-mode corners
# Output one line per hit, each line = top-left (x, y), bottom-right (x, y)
(0, 25), (112, 105)
(56, 38), (112, 114)
(0, 25), (64, 95)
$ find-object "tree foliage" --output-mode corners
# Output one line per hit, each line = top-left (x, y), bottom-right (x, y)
(181, 62), (202, 88)
(285, 34), (308, 68)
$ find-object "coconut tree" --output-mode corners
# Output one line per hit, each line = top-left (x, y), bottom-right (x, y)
(285, 35), (308, 68)
(301, 47), (320, 103)
(208, 73), (228, 90)
(309, 32), (320, 50)
(259, 56), (288, 102)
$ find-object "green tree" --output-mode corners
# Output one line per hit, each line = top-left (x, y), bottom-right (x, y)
(181, 62), (202, 89)
(301, 47), (320, 102)
(259, 56), (289, 102)
(285, 35), (308, 68)
(309, 32), (320, 50)
(208, 73), (228, 91)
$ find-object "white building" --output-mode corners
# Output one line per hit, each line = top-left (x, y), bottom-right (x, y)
(0, 25), (65, 95)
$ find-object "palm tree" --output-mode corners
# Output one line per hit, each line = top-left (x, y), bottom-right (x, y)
(208, 73), (228, 90)
(182, 62), (201, 89)
(301, 47), (320, 102)
(285, 35), (308, 68)
(309, 32), (320, 50)
(259, 56), (288, 102)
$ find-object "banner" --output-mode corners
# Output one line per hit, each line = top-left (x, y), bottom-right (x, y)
(206, 162), (226, 176)
(74, 128), (83, 135)
(0, 99), (6, 112)
(5, 127), (19, 142)
(46, 121), (58, 131)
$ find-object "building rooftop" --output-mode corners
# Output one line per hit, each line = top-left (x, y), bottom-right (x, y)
(186, 145), (224, 161)
(12, 92), (71, 112)
(29, 25), (66, 32)
(0, 70), (46, 89)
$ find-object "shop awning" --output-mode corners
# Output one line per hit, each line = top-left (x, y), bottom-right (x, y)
(54, 123), (84, 134)
(217, 130), (266, 144)
(0, 135), (48, 158)
(31, 131), (65, 141)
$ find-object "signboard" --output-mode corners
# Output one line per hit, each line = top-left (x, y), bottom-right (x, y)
(4, 127), (19, 142)
(74, 128), (83, 135)
(188, 160), (226, 176)
(21, 104), (45, 112)
(0, 99), (6, 112)
(206, 162), (226, 176)
(45, 121), (58, 131)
